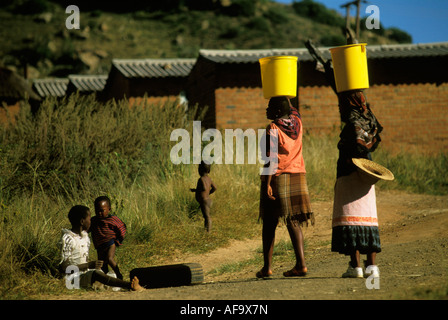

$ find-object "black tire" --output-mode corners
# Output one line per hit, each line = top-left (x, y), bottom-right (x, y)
(130, 263), (204, 289)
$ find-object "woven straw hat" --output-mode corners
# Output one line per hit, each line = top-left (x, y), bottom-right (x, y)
(352, 158), (394, 184)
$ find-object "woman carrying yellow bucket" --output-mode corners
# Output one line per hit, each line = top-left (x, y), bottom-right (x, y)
(306, 37), (388, 279)
(257, 57), (314, 278)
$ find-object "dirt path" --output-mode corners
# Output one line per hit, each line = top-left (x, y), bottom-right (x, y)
(46, 190), (448, 301)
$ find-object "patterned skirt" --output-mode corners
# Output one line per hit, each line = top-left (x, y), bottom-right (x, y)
(331, 171), (381, 255)
(259, 172), (314, 227)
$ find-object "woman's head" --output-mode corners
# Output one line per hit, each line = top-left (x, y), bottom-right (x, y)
(338, 90), (367, 121)
(266, 96), (291, 120)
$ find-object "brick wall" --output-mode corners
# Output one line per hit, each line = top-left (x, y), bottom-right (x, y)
(0, 101), (20, 125)
(214, 82), (448, 154)
(299, 83), (448, 154)
(368, 83), (448, 154)
(215, 87), (268, 130)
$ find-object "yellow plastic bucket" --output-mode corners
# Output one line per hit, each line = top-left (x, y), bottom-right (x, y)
(329, 43), (369, 93)
(259, 56), (298, 99)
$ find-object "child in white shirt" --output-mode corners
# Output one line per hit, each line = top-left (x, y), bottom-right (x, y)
(58, 205), (143, 291)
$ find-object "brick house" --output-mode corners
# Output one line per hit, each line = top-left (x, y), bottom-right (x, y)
(101, 58), (195, 106)
(186, 42), (448, 153)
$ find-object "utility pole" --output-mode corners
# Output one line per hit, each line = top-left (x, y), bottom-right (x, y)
(341, 0), (366, 39)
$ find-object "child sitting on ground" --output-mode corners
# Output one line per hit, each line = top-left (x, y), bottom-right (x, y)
(190, 161), (217, 232)
(58, 204), (143, 291)
(89, 196), (127, 280)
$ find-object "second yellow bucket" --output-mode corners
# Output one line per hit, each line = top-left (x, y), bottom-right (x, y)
(259, 56), (298, 99)
(329, 43), (369, 93)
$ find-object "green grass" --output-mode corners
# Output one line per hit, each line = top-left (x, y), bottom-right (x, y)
(0, 94), (446, 299)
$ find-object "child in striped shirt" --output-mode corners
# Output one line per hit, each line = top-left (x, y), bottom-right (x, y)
(59, 205), (143, 291)
(89, 196), (126, 280)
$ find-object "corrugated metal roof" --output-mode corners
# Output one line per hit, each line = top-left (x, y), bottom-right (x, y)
(32, 78), (69, 98)
(112, 58), (196, 78)
(68, 74), (107, 92)
(199, 48), (320, 64)
(367, 42), (448, 58)
(199, 42), (448, 64)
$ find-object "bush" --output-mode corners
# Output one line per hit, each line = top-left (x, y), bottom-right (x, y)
(386, 27), (412, 43)
(0, 94), (195, 200)
(320, 33), (346, 46)
(220, 0), (257, 17)
(264, 6), (290, 25)
(246, 16), (271, 33)
(292, 0), (345, 28)
(12, 0), (51, 14)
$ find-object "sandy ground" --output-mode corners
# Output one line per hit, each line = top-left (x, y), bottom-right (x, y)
(44, 189), (448, 302)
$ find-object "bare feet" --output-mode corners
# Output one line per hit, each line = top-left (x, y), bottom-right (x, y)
(256, 268), (273, 278)
(130, 276), (145, 291)
(283, 266), (307, 277)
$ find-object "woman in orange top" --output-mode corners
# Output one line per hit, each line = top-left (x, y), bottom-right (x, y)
(257, 96), (314, 278)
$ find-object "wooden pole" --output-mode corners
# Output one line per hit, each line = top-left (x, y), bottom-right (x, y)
(345, 5), (351, 31)
(355, 0), (361, 39)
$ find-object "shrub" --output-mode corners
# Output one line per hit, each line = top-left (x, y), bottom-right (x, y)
(264, 5), (290, 25)
(386, 27), (412, 43)
(12, 0), (51, 14)
(220, 0), (257, 17)
(292, 0), (345, 28)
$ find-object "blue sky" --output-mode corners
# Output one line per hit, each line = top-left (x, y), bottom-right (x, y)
(275, 0), (448, 44)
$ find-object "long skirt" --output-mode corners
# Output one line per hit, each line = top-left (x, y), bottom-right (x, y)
(331, 171), (381, 255)
(259, 172), (314, 227)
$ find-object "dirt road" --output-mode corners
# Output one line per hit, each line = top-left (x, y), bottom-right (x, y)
(47, 190), (448, 302)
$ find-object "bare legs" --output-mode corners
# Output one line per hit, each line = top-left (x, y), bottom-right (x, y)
(259, 215), (277, 276)
(350, 250), (376, 268)
(91, 270), (144, 291)
(200, 199), (212, 233)
(98, 243), (123, 280)
(258, 215), (307, 277)
(287, 220), (307, 272)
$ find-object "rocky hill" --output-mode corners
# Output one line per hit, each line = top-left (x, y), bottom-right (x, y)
(0, 0), (411, 79)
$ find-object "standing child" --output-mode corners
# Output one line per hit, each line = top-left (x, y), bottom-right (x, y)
(59, 205), (143, 291)
(190, 161), (217, 232)
(89, 196), (126, 280)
